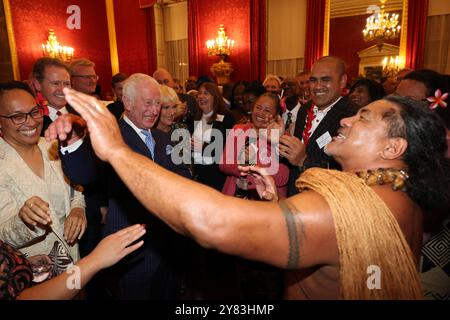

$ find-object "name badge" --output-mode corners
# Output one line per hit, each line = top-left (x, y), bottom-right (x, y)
(316, 131), (332, 149)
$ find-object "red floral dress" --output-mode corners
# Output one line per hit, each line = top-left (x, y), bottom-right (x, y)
(0, 240), (32, 300)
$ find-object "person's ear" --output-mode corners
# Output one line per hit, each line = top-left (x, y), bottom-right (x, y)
(122, 95), (132, 112)
(380, 137), (408, 160)
(340, 74), (347, 90)
(33, 79), (42, 92)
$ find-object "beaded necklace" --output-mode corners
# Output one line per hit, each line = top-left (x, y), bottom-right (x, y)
(355, 168), (409, 191)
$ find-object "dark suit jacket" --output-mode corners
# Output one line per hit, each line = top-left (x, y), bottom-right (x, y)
(62, 118), (190, 299)
(189, 111), (235, 191)
(287, 96), (360, 196)
(107, 100), (125, 120)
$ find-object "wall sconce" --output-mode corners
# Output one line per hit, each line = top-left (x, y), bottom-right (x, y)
(41, 29), (74, 63)
(206, 25), (235, 85)
(382, 55), (400, 78)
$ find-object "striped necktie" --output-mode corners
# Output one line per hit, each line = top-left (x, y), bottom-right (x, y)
(141, 129), (155, 159)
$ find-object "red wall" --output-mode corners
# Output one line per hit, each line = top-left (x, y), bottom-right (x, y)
(9, 0), (111, 95)
(329, 12), (401, 81)
(195, 0), (251, 82)
(113, 0), (151, 76)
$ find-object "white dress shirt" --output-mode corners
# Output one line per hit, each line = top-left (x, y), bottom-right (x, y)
(307, 96), (342, 138)
(48, 106), (68, 122)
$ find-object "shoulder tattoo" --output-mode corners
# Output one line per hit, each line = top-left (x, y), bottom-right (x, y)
(279, 200), (305, 269)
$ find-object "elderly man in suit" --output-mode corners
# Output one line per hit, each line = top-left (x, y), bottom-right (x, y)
(280, 56), (360, 196)
(47, 73), (190, 299)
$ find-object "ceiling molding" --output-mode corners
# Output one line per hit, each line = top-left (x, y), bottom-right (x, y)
(330, 0), (403, 18)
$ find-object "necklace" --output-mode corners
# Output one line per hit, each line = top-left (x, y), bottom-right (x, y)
(355, 168), (409, 191)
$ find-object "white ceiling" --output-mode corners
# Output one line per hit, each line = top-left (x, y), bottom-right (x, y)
(158, 0), (403, 18)
(330, 0), (404, 18)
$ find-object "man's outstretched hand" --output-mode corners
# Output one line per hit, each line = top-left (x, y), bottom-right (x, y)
(44, 113), (87, 146)
(238, 165), (279, 201)
(61, 87), (128, 162)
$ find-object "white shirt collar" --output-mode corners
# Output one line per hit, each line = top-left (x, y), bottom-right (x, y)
(48, 106), (68, 122)
(313, 96), (342, 115)
(123, 114), (150, 144)
(283, 102), (301, 118)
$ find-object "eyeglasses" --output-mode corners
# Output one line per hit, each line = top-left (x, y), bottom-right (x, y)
(72, 74), (99, 80)
(0, 106), (44, 125)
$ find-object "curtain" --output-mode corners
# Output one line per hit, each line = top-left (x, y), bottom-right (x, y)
(187, 0), (200, 77)
(165, 39), (189, 84)
(249, 0), (266, 81)
(304, 0), (326, 71)
(144, 6), (157, 75)
(139, 0), (157, 8)
(423, 14), (450, 74)
(266, 58), (305, 79)
(405, 0), (429, 69)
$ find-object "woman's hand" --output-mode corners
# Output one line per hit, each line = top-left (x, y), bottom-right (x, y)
(87, 224), (146, 270)
(19, 196), (52, 229)
(64, 208), (87, 245)
(260, 114), (285, 144)
(238, 165), (279, 201)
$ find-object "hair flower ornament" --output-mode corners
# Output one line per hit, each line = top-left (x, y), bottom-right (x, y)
(427, 89), (448, 110)
(35, 91), (49, 116)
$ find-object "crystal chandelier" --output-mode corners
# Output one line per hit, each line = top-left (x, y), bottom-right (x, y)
(382, 56), (400, 78)
(41, 29), (74, 63)
(363, 0), (401, 51)
(206, 25), (235, 62)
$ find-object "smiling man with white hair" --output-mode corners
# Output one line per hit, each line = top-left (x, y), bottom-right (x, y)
(47, 73), (191, 299)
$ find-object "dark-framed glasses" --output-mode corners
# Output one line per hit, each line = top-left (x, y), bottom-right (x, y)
(0, 106), (45, 125)
(72, 74), (99, 80)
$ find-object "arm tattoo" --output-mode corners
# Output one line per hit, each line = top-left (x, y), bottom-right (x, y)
(279, 200), (305, 269)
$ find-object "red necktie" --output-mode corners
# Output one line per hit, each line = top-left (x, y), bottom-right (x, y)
(302, 104), (316, 147)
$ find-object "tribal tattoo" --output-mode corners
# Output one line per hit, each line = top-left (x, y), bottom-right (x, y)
(279, 200), (305, 269)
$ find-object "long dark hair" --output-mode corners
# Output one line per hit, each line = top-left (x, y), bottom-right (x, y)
(383, 95), (450, 214)
(194, 82), (228, 124)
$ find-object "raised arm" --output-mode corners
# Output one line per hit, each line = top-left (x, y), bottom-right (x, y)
(18, 224), (145, 300)
(62, 88), (337, 269)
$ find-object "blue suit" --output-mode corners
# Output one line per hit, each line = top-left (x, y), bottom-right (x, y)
(62, 118), (191, 299)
